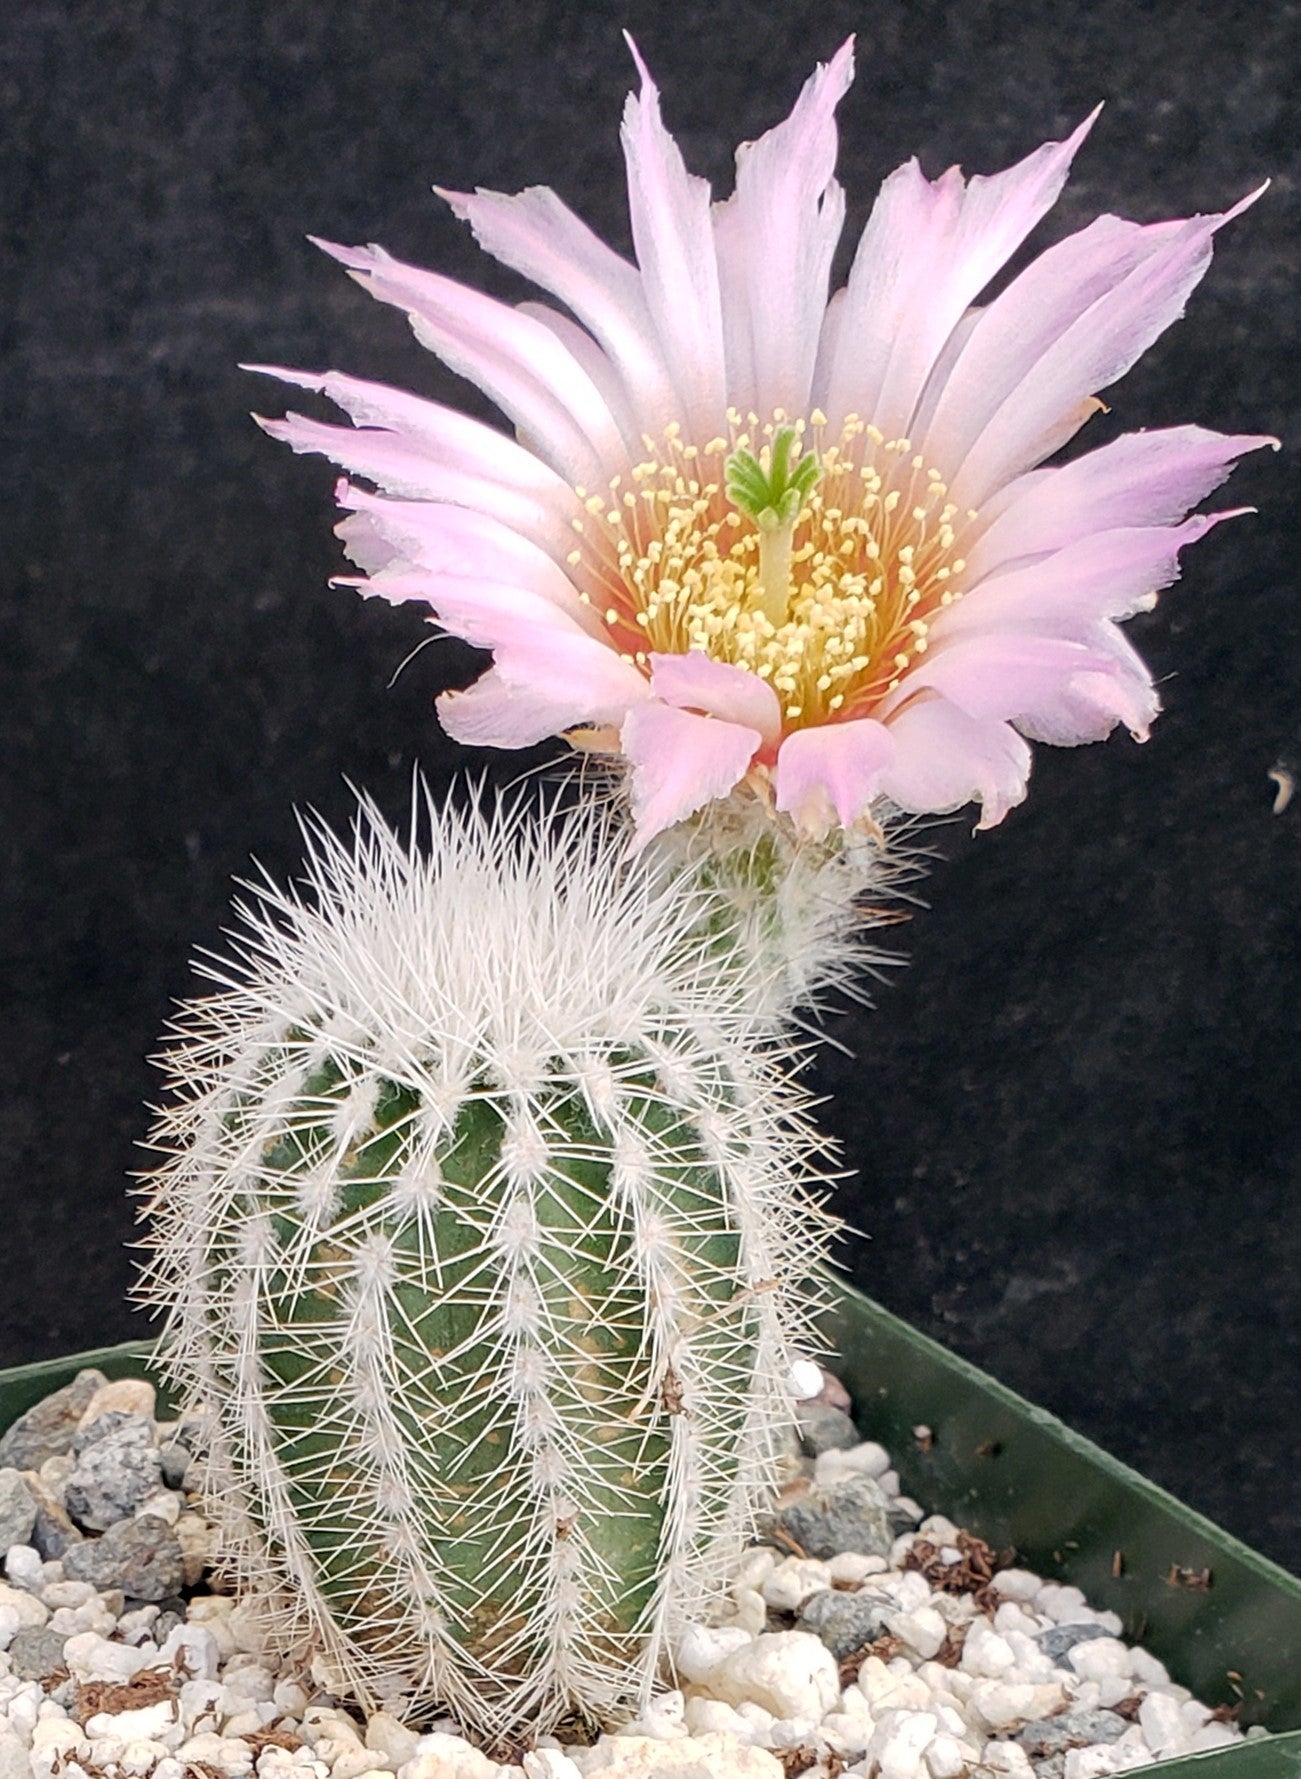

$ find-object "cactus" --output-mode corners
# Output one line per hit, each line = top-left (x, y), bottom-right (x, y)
(136, 784), (836, 1736)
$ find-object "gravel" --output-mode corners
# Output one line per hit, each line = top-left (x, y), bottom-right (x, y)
(0, 1371), (1256, 1779)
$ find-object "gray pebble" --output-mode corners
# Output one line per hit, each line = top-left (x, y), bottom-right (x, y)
(795, 1403), (862, 1457)
(1037, 1622), (1112, 1664)
(151, 1603), (187, 1643)
(7, 1625), (69, 1682)
(0, 1371), (107, 1471)
(0, 1470), (38, 1553)
(1018, 1710), (1129, 1759)
(62, 1513), (183, 1601)
(22, 1474), (82, 1560)
(796, 1587), (893, 1659)
(64, 1419), (161, 1530)
(158, 1443), (192, 1491)
(766, 1473), (893, 1561)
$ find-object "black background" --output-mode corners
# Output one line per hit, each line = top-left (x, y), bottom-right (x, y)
(1, 1), (1297, 1571)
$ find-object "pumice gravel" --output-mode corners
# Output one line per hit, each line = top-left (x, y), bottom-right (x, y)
(0, 1369), (1257, 1779)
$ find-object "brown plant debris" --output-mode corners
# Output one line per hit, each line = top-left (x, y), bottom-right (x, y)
(775, 1748), (845, 1778)
(1165, 1564), (1212, 1590)
(839, 1632), (904, 1686)
(903, 1529), (1014, 1607)
(73, 1667), (178, 1723)
(243, 1729), (306, 1755)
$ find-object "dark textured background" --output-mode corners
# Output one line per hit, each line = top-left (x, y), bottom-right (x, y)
(1, 1), (1297, 1570)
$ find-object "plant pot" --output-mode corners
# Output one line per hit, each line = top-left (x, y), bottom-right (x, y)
(4, 1278), (1299, 1779)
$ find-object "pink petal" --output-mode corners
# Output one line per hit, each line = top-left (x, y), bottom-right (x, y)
(878, 698), (1032, 827)
(647, 650), (781, 742)
(622, 700), (761, 851)
(311, 238), (625, 484)
(620, 38), (728, 434)
(335, 571), (600, 651)
(516, 301), (637, 445)
(916, 213), (1182, 474)
(437, 630), (649, 749)
(884, 633), (1158, 744)
(963, 427), (1277, 579)
(439, 182), (682, 436)
(710, 39), (853, 417)
(335, 481), (595, 628)
(773, 719), (895, 836)
(940, 512), (1237, 641)
(815, 110), (1098, 439)
(247, 367), (578, 559)
(946, 187), (1266, 510)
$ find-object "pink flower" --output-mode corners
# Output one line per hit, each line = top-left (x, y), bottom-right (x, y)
(252, 40), (1273, 850)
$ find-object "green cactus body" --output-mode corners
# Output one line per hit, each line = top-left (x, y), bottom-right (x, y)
(139, 790), (834, 1734)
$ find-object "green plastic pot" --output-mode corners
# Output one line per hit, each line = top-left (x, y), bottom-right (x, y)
(3, 1279), (1298, 1779)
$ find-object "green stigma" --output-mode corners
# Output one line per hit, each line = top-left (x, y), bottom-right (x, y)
(724, 426), (821, 626)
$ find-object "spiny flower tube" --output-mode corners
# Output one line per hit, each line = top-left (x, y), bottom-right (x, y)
(253, 40), (1274, 850)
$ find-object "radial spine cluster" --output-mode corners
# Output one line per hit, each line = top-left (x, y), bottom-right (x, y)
(136, 786), (837, 1736)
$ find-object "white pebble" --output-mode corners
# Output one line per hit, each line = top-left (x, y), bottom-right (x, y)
(887, 1607), (948, 1660)
(159, 1624), (221, 1685)
(30, 1723), (82, 1759)
(893, 1572), (933, 1613)
(867, 1708), (938, 1779)
(924, 1733), (970, 1779)
(992, 1602), (1039, 1638)
(0, 1589), (46, 1632)
(522, 1754), (583, 1779)
(1068, 1639), (1131, 1682)
(675, 1624), (753, 1685)
(982, 1741), (1033, 1775)
(760, 1557), (831, 1613)
(363, 1716), (419, 1768)
(918, 1516), (960, 1544)
(577, 1733), (783, 1777)
(331, 1751), (391, 1779)
(78, 1380), (156, 1426)
(731, 1550), (776, 1593)
(708, 1631), (840, 1721)
(827, 1552), (887, 1586)
(727, 1587), (767, 1636)
(788, 1360), (824, 1400)
(1063, 1750), (1121, 1779)
(969, 1680), (1065, 1733)
(84, 1705), (176, 1743)
(1187, 1723), (1240, 1754)
(1127, 1646), (1171, 1688)
(0, 1729), (33, 1779)
(38, 1583), (93, 1612)
(133, 1492), (181, 1529)
(894, 1499), (926, 1523)
(119, 1738), (170, 1776)
(988, 1569), (1041, 1603)
(61, 1633), (152, 1684)
(4, 1550), (43, 1593)
(960, 1619), (1016, 1678)
(683, 1698), (759, 1743)
(1139, 1691), (1192, 1757)
(820, 1711), (873, 1756)
(878, 1469), (902, 1497)
(401, 1734), (505, 1779)
(855, 1657), (934, 1714)
(815, 1441), (891, 1482)
(1036, 1584), (1089, 1624)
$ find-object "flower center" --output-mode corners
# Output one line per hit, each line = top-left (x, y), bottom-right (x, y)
(568, 412), (972, 730)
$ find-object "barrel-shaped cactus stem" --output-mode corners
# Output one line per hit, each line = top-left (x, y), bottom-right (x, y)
(136, 784), (838, 1736)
